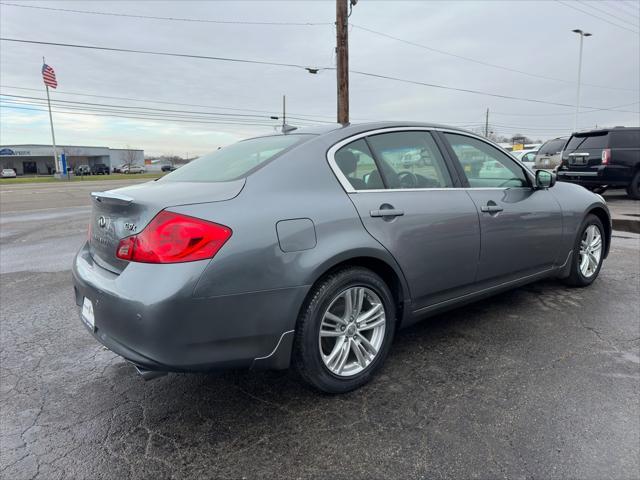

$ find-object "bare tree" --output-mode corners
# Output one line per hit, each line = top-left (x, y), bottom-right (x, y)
(123, 146), (139, 169)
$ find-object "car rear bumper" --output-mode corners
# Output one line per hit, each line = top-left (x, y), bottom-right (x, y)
(72, 243), (308, 372)
(557, 166), (630, 187)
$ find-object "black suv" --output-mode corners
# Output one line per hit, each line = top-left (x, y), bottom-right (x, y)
(91, 163), (110, 175)
(557, 127), (640, 199)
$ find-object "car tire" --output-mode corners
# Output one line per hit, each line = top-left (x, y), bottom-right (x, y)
(293, 267), (396, 393)
(563, 214), (605, 287)
(626, 171), (640, 200)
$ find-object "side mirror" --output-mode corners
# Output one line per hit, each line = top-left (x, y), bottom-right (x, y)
(535, 169), (556, 189)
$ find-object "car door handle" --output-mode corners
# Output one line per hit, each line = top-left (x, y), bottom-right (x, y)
(481, 205), (504, 213)
(370, 209), (404, 218)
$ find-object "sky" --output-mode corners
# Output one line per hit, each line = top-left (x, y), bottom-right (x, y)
(0, 0), (639, 156)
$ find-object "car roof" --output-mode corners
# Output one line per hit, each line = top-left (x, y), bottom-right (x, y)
(292, 121), (477, 137)
(572, 126), (639, 136)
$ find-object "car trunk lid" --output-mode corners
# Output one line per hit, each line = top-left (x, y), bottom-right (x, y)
(89, 179), (244, 273)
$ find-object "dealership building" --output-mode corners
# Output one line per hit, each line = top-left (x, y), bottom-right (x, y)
(0, 145), (144, 175)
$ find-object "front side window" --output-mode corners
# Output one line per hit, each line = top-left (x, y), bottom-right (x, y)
(334, 139), (384, 190)
(160, 134), (312, 182)
(365, 131), (453, 189)
(444, 133), (528, 188)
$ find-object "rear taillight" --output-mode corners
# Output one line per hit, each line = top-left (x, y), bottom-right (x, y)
(601, 148), (611, 165)
(116, 211), (232, 264)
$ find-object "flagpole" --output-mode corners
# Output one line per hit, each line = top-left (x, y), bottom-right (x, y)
(43, 56), (59, 175)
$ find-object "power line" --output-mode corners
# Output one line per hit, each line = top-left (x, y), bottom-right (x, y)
(0, 2), (331, 26)
(492, 101), (640, 116)
(0, 38), (319, 71)
(339, 68), (640, 112)
(4, 2), (634, 93)
(0, 96), (327, 127)
(0, 103), (283, 127)
(0, 84), (348, 122)
(576, 0), (640, 28)
(555, 0), (640, 34)
(0, 93), (334, 123)
(3, 37), (637, 112)
(351, 23), (637, 92)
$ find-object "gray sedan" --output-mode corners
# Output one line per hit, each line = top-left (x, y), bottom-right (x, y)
(72, 122), (611, 393)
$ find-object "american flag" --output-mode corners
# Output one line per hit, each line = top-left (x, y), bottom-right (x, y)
(42, 64), (57, 89)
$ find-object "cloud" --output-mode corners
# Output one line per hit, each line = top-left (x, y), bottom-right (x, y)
(0, 0), (638, 154)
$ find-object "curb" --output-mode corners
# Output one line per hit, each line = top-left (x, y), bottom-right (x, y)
(612, 218), (640, 234)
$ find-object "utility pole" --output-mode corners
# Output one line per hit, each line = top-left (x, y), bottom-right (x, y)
(485, 108), (489, 138)
(336, 0), (349, 125)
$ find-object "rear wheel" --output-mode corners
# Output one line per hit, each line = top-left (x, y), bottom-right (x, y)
(626, 171), (640, 200)
(563, 214), (605, 287)
(293, 267), (396, 393)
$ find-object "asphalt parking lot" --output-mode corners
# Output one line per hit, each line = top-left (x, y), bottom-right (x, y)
(1, 180), (639, 479)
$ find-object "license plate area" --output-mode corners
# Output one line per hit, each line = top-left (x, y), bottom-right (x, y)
(81, 297), (95, 331)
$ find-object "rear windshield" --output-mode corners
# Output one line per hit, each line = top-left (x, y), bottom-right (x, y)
(565, 132), (608, 151)
(538, 138), (566, 156)
(610, 130), (640, 148)
(160, 134), (312, 182)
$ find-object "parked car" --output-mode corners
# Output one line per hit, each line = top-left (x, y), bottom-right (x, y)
(512, 149), (538, 170)
(91, 163), (110, 175)
(534, 137), (567, 170)
(122, 164), (146, 174)
(557, 127), (640, 199)
(74, 122), (611, 393)
(112, 164), (125, 174)
(74, 165), (91, 176)
(1, 168), (16, 178)
(161, 164), (176, 172)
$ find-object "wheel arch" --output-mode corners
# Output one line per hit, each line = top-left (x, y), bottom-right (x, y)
(302, 250), (411, 329)
(586, 205), (612, 258)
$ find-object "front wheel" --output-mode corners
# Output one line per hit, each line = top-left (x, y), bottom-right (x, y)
(293, 267), (396, 393)
(563, 214), (605, 287)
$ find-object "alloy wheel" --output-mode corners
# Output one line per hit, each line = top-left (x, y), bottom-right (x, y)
(318, 286), (386, 377)
(579, 224), (602, 278)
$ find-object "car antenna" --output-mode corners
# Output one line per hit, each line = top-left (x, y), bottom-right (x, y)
(280, 94), (297, 134)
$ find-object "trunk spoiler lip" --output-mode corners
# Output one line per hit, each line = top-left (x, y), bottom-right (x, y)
(91, 191), (135, 205)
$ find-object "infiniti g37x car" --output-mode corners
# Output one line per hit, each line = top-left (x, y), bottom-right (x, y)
(73, 122), (611, 393)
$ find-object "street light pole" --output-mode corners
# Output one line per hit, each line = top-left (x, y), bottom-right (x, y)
(572, 29), (592, 133)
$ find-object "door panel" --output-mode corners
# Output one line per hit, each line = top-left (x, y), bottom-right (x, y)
(440, 132), (563, 284)
(466, 188), (563, 282)
(348, 191), (480, 310)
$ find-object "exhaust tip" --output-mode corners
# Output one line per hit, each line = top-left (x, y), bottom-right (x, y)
(133, 364), (168, 381)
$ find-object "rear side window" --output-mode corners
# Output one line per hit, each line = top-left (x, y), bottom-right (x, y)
(538, 138), (566, 156)
(160, 134), (311, 182)
(335, 139), (384, 190)
(365, 131), (453, 189)
(610, 131), (640, 148)
(565, 133), (609, 150)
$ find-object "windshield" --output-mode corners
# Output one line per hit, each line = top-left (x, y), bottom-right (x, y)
(538, 139), (566, 156)
(160, 134), (312, 183)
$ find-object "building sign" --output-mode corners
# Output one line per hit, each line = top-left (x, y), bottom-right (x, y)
(0, 148), (32, 156)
